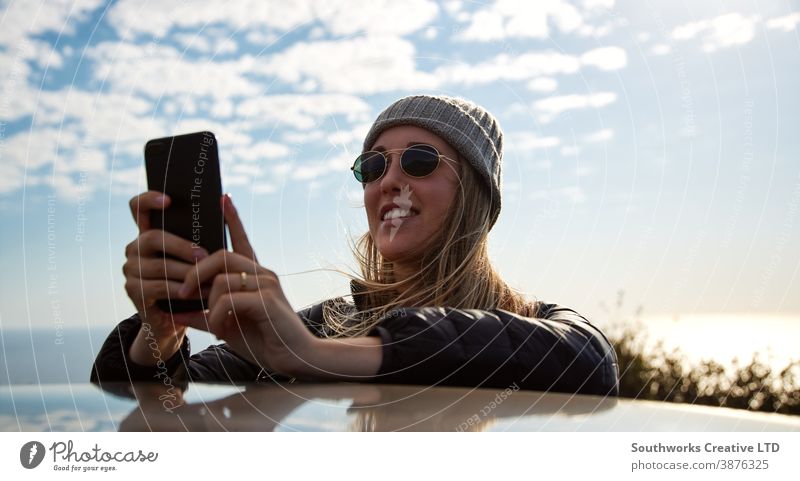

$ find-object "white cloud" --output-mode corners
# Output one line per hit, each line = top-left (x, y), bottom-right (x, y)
(533, 92), (617, 123)
(309, 26), (326, 40)
(87, 41), (263, 100)
(322, 150), (357, 172)
(508, 132), (561, 151)
(171, 119), (254, 148)
(650, 43), (672, 55)
(584, 128), (614, 142)
(576, 20), (616, 38)
(0, 0), (104, 48)
(582, 0), (615, 9)
(282, 130), (327, 144)
(230, 163), (263, 176)
(245, 30), (279, 46)
(437, 51), (579, 85)
(436, 46), (624, 88)
(562, 185), (586, 203)
(672, 13), (759, 52)
(0, 0), (630, 203)
(221, 174), (251, 187)
(173, 32), (238, 55)
(106, 0), (438, 39)
(580, 46), (627, 70)
(252, 183), (277, 194)
(766, 12), (800, 32)
(106, 1), (316, 38)
(236, 94), (371, 130)
(292, 162), (328, 180)
(253, 36), (438, 94)
(457, 0), (612, 41)
(0, 127), (113, 200)
(0, 163), (24, 194)
(672, 20), (709, 40)
(444, 0), (464, 16)
(459, 9), (507, 41)
(327, 123), (372, 148)
(560, 145), (580, 156)
(234, 141), (291, 162)
(316, 0), (439, 37)
(527, 77), (558, 92)
(4, 127), (78, 170)
(0, 49), (34, 120)
(26, 39), (65, 69)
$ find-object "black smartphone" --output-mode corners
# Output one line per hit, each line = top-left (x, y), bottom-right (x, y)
(144, 131), (227, 313)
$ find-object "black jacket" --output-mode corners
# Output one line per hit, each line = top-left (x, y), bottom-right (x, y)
(91, 284), (619, 396)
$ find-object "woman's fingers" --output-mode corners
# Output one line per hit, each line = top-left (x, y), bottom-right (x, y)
(207, 273), (241, 313)
(204, 293), (267, 366)
(171, 311), (215, 333)
(123, 256), (196, 281)
(205, 292), (241, 339)
(127, 229), (208, 263)
(178, 250), (269, 299)
(206, 272), (278, 312)
(124, 278), (185, 306)
(222, 194), (257, 262)
(129, 191), (170, 233)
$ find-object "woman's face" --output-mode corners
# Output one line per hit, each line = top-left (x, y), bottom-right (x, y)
(364, 125), (461, 264)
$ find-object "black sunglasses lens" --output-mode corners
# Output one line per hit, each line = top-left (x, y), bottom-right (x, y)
(353, 152), (386, 183)
(401, 144), (440, 177)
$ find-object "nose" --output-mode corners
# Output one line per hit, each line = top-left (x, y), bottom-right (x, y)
(379, 151), (406, 193)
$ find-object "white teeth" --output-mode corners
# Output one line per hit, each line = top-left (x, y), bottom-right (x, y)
(382, 208), (417, 221)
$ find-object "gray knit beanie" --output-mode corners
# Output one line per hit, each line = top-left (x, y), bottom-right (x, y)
(362, 94), (503, 229)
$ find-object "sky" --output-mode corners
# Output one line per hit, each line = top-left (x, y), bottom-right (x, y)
(0, 0), (798, 360)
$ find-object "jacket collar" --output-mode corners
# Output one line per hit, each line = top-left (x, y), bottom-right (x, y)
(350, 279), (368, 311)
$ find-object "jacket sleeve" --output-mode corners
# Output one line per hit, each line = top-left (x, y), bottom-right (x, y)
(366, 303), (619, 396)
(89, 313), (267, 385)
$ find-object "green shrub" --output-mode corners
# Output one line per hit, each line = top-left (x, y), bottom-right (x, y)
(599, 292), (799, 415)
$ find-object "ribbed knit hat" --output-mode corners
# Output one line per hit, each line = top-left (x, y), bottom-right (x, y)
(362, 95), (503, 229)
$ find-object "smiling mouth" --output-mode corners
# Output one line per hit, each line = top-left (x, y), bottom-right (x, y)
(382, 208), (419, 221)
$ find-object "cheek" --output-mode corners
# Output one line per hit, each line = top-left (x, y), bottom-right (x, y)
(363, 185), (375, 210)
(364, 186), (379, 225)
(421, 183), (458, 228)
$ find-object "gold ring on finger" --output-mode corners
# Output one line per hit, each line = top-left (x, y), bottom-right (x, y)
(239, 271), (248, 290)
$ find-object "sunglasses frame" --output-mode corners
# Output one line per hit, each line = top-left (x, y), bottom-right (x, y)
(351, 143), (453, 184)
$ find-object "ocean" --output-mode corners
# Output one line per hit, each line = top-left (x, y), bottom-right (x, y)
(0, 327), (218, 385)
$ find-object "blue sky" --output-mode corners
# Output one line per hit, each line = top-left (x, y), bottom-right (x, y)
(1, 0), (799, 337)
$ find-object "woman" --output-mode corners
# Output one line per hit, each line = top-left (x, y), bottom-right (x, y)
(92, 95), (619, 395)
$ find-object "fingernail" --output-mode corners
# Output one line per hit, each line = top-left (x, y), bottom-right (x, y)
(224, 193), (235, 211)
(178, 285), (191, 298)
(193, 249), (207, 260)
(156, 194), (168, 205)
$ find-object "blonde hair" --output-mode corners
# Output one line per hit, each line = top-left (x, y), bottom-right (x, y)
(323, 155), (539, 337)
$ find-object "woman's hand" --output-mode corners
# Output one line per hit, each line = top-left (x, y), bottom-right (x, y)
(175, 195), (319, 376)
(123, 191), (210, 365)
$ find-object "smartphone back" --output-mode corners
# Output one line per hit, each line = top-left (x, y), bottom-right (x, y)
(145, 131), (226, 254)
(144, 131), (226, 312)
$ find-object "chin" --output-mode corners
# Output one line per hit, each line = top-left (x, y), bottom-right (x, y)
(376, 237), (419, 262)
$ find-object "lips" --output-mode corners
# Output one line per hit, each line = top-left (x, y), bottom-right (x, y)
(382, 208), (419, 221)
(379, 203), (418, 221)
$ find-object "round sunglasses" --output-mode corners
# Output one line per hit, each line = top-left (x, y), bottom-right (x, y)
(351, 144), (452, 184)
